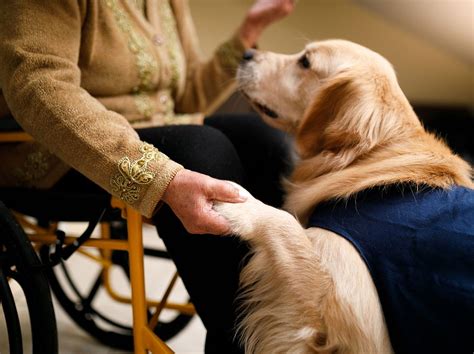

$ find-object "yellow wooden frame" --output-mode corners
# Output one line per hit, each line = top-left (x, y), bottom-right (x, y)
(0, 131), (33, 142)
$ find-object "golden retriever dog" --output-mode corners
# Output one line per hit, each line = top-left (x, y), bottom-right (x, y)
(213, 40), (473, 354)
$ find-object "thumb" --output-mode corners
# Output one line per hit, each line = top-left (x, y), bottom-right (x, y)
(209, 180), (248, 203)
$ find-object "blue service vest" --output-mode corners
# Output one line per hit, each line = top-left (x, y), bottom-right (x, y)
(308, 185), (474, 354)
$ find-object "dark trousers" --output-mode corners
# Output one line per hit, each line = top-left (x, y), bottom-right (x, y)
(52, 113), (293, 352)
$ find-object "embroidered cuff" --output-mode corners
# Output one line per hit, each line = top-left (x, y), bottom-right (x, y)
(138, 157), (183, 218)
(110, 142), (183, 218)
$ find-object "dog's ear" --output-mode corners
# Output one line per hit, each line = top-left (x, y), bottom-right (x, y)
(296, 73), (355, 158)
(295, 71), (394, 166)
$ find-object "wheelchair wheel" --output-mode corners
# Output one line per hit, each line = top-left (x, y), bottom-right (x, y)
(0, 203), (57, 354)
(39, 223), (193, 351)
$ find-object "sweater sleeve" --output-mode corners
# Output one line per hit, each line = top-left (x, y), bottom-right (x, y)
(171, 0), (247, 115)
(0, 0), (183, 218)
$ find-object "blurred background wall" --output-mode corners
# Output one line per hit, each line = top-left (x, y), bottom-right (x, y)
(189, 0), (473, 108)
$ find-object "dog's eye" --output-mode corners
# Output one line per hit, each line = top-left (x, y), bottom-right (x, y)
(298, 54), (311, 69)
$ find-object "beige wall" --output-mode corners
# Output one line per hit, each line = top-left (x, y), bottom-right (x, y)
(189, 0), (473, 107)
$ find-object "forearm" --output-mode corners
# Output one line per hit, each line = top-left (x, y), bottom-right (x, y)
(175, 35), (246, 114)
(3, 66), (182, 216)
(0, 0), (182, 217)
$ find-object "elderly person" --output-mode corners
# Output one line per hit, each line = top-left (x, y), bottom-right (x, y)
(0, 0), (294, 351)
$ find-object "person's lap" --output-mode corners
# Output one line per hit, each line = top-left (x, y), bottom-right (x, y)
(50, 113), (293, 352)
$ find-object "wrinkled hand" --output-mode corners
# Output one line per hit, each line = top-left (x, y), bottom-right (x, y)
(162, 169), (247, 235)
(239, 0), (296, 48)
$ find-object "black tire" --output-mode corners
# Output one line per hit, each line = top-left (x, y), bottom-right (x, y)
(39, 222), (193, 351)
(0, 202), (58, 354)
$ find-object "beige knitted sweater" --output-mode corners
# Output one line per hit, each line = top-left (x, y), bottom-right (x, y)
(0, 0), (246, 217)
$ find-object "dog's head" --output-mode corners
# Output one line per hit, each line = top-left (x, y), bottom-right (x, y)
(238, 40), (420, 160)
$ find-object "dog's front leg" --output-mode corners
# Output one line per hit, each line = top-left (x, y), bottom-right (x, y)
(214, 196), (334, 353)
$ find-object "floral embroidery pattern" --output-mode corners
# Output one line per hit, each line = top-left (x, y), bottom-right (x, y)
(110, 143), (164, 203)
(105, 0), (158, 118)
(14, 151), (49, 186)
(159, 0), (183, 92)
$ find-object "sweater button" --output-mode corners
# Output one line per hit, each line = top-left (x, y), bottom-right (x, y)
(152, 34), (164, 46)
(160, 94), (169, 104)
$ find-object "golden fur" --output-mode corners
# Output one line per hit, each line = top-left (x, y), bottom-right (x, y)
(214, 40), (473, 353)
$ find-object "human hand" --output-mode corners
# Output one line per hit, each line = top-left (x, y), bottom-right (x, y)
(239, 0), (296, 48)
(161, 169), (248, 235)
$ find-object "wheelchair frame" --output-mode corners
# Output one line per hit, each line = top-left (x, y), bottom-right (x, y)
(1, 129), (196, 354)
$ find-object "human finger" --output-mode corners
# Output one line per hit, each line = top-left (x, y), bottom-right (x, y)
(207, 180), (248, 203)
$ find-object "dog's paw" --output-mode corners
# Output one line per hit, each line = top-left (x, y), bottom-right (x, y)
(213, 198), (263, 240)
(214, 183), (296, 241)
(213, 184), (265, 239)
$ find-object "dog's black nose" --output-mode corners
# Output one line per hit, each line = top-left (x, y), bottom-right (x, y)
(242, 50), (254, 61)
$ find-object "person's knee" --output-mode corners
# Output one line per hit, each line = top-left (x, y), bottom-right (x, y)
(207, 114), (293, 162)
(173, 125), (244, 182)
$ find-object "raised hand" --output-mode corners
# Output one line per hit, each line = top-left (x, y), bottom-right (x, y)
(239, 0), (296, 48)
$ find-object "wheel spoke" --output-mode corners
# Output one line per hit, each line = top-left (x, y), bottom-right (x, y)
(92, 309), (134, 331)
(39, 243), (194, 349)
(59, 260), (84, 300)
(82, 271), (103, 306)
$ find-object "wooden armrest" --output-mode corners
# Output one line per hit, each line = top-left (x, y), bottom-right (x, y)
(111, 197), (153, 224)
(0, 131), (33, 142)
(0, 115), (33, 142)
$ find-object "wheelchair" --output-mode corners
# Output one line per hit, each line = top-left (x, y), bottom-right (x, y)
(0, 118), (196, 353)
(0, 201), (57, 354)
